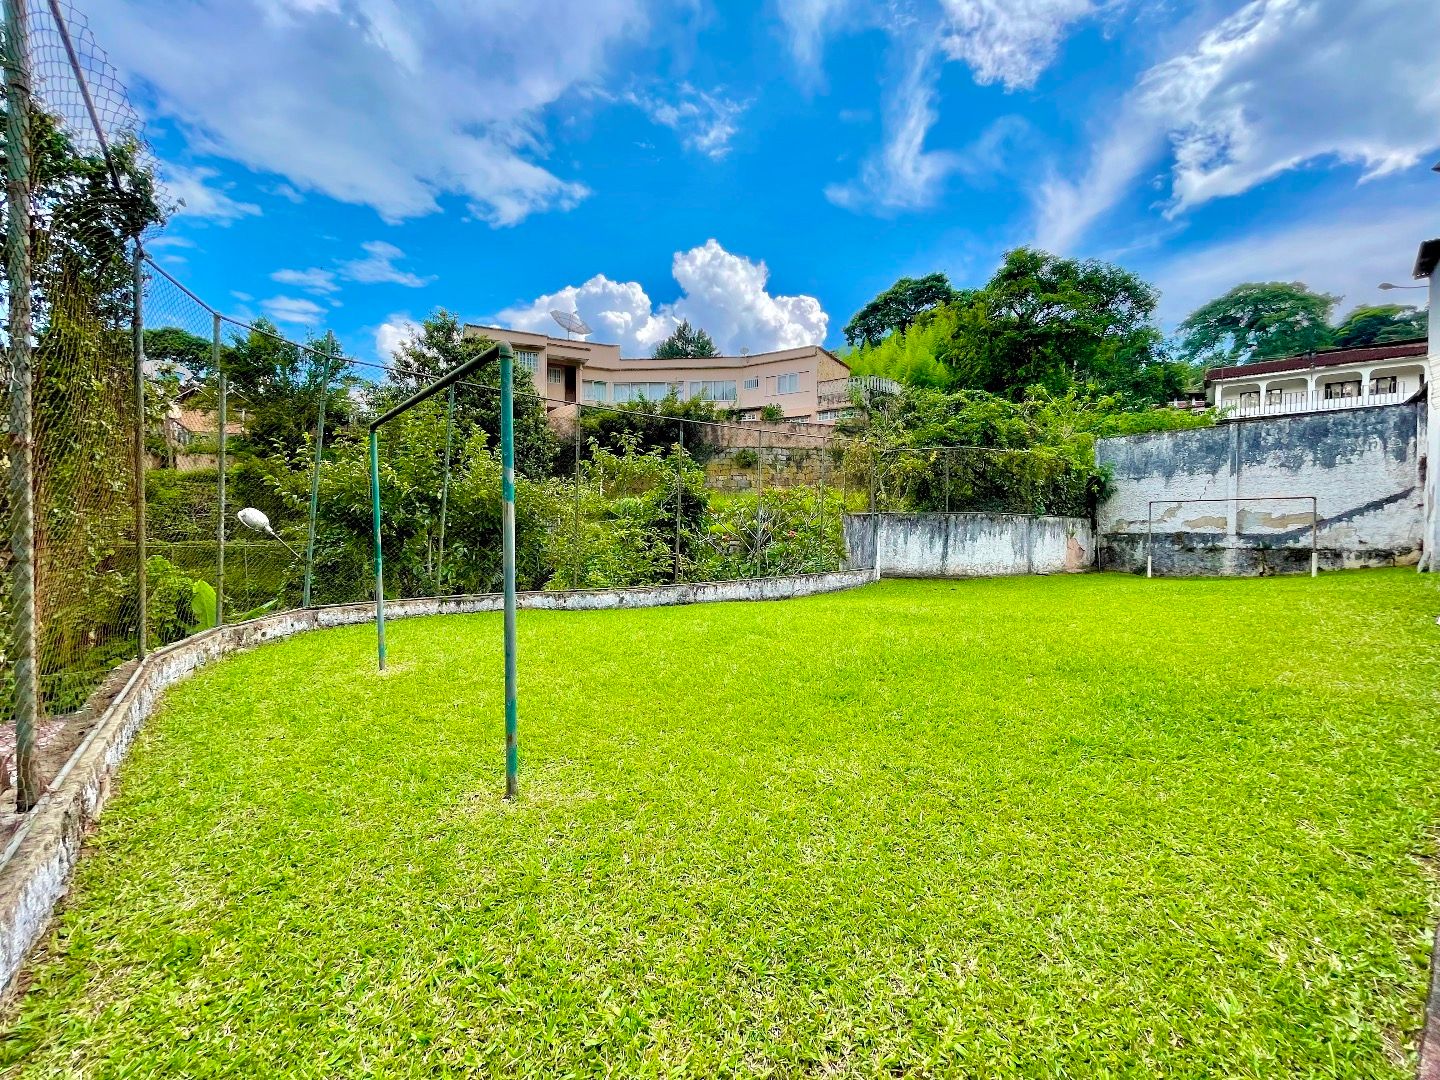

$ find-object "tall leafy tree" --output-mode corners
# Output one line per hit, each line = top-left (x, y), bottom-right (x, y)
(652, 320), (718, 359)
(222, 321), (352, 456)
(843, 273), (962, 347)
(1177, 282), (1338, 365)
(1332, 304), (1427, 348)
(947, 248), (1180, 402)
(387, 310), (558, 478)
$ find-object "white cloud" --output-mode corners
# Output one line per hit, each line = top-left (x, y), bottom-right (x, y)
(262, 295), (327, 325)
(937, 0), (1098, 90)
(1145, 201), (1436, 328)
(785, 0), (1104, 214)
(338, 241), (434, 288)
(88, 0), (655, 225)
(163, 164), (262, 224)
(627, 84), (748, 159)
(375, 313), (421, 366)
(1035, 0), (1440, 253)
(494, 239), (829, 356)
(271, 267), (339, 293)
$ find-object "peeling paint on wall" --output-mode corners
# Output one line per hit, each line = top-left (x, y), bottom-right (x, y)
(1096, 402), (1426, 575)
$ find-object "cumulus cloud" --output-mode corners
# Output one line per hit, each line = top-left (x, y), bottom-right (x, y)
(163, 164), (262, 224)
(494, 240), (828, 356)
(1035, 0), (1440, 252)
(262, 295), (327, 325)
(88, 0), (656, 225)
(375, 314), (421, 366)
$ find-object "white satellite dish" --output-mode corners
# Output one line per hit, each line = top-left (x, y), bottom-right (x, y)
(549, 309), (592, 340)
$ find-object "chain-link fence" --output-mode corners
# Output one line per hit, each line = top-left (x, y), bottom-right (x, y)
(1, 0), (1083, 817)
(872, 445), (1101, 518)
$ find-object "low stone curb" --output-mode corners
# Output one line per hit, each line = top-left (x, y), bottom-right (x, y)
(0, 568), (876, 997)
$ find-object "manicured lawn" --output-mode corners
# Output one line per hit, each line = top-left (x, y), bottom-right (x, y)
(4, 572), (1440, 1076)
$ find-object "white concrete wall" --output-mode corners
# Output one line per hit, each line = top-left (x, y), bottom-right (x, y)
(845, 513), (1093, 577)
(1096, 402), (1426, 574)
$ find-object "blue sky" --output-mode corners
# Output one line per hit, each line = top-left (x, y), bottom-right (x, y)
(79, 0), (1440, 363)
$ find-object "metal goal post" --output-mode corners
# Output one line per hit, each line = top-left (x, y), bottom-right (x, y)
(367, 342), (519, 800)
(1146, 496), (1319, 579)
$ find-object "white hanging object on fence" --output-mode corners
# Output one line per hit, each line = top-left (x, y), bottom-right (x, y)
(237, 508), (301, 559)
(237, 507), (273, 535)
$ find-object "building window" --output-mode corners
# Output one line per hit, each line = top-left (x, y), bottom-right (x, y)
(1370, 375), (1398, 395)
(776, 372), (800, 395)
(743, 377), (759, 390)
(1266, 388), (1283, 403)
(1324, 380), (1360, 400)
(687, 380), (737, 402)
(547, 366), (565, 386)
(583, 380), (607, 402)
(612, 381), (674, 404)
(515, 349), (538, 374)
(1238, 390), (1260, 408)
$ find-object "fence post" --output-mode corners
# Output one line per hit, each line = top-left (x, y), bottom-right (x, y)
(369, 429), (386, 671)
(4, 0), (42, 809)
(434, 383), (454, 597)
(674, 423), (684, 583)
(755, 427), (764, 577)
(499, 344), (519, 801)
(214, 315), (226, 624)
(572, 403), (581, 590)
(943, 449), (951, 514)
(302, 352), (332, 607)
(869, 447), (879, 575)
(131, 245), (147, 657)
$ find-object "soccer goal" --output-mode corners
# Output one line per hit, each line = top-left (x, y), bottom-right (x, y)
(367, 342), (520, 799)
(1146, 496), (1318, 578)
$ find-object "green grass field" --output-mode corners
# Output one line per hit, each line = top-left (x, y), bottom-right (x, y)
(5, 572), (1440, 1077)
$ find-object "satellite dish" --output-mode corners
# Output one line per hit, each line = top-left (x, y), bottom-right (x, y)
(549, 309), (592, 340)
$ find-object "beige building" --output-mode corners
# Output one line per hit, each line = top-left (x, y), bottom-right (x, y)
(1205, 340), (1428, 419)
(465, 324), (892, 424)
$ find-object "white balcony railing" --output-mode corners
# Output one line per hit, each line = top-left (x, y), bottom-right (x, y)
(818, 375), (901, 407)
(1220, 384), (1415, 420)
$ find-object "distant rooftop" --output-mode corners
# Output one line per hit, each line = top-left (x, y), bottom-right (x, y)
(1205, 340), (1427, 384)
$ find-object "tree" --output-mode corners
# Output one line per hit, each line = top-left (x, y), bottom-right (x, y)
(948, 248), (1178, 402)
(387, 310), (558, 479)
(653, 320), (718, 359)
(222, 321), (353, 457)
(1332, 304), (1427, 348)
(843, 273), (962, 347)
(1177, 282), (1338, 365)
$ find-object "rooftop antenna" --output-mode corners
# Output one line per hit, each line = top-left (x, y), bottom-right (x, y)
(549, 309), (592, 341)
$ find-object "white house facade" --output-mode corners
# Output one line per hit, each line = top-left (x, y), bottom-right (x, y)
(1205, 340), (1428, 420)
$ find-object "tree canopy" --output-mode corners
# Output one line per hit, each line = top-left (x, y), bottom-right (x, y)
(653, 320), (718, 359)
(1332, 304), (1427, 348)
(1176, 282), (1339, 366)
(843, 273), (962, 347)
(386, 310), (558, 479)
(844, 249), (1193, 405)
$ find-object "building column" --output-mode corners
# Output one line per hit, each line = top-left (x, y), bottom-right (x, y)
(1360, 367), (1374, 401)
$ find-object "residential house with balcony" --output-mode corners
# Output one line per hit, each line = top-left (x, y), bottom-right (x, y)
(465, 325), (897, 425)
(1205, 340), (1428, 420)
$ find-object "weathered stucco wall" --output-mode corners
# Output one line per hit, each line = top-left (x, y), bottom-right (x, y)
(1096, 402), (1426, 575)
(0, 568), (875, 1000)
(845, 513), (1093, 577)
